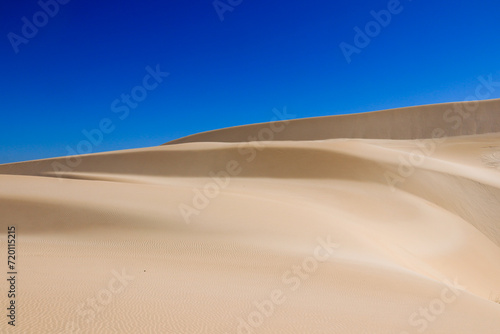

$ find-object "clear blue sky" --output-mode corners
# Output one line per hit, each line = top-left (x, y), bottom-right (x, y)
(1, 0), (500, 163)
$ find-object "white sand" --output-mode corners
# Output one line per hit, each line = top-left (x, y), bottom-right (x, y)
(1, 99), (499, 333)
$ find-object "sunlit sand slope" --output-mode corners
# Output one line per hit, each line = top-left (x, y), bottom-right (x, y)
(0, 100), (499, 333)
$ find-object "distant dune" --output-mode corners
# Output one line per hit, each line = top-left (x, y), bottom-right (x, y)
(1, 99), (499, 333)
(166, 98), (500, 144)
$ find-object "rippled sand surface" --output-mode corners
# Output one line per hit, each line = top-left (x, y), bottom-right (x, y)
(1, 99), (500, 333)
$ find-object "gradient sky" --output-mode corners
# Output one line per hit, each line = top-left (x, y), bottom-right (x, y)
(1, 0), (500, 164)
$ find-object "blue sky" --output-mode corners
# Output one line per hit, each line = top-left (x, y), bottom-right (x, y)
(1, 0), (500, 163)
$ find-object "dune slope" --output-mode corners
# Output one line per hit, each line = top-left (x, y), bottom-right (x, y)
(1, 100), (500, 333)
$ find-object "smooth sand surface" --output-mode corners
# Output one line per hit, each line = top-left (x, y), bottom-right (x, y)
(1, 99), (500, 333)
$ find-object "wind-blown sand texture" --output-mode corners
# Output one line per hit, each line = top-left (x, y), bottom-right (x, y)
(1, 99), (500, 333)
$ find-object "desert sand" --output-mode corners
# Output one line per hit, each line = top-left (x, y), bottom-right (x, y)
(1, 99), (500, 333)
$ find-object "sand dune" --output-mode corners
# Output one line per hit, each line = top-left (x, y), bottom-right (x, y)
(1, 99), (500, 333)
(166, 99), (500, 144)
